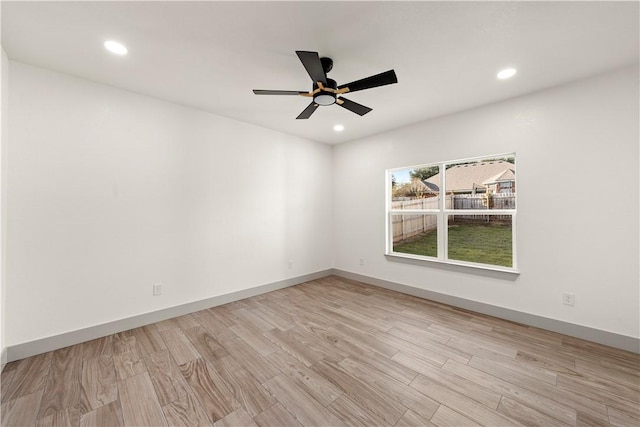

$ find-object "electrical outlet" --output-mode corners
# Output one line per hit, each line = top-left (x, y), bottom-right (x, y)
(288, 260), (293, 269)
(562, 292), (575, 306)
(153, 283), (162, 296)
(359, 258), (364, 266)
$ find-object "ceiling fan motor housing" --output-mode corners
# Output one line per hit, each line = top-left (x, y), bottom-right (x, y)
(320, 57), (333, 74)
(313, 78), (337, 106)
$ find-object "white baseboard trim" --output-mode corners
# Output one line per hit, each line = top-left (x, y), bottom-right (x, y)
(8, 268), (637, 362)
(332, 269), (640, 354)
(1, 347), (7, 371)
(5, 269), (332, 363)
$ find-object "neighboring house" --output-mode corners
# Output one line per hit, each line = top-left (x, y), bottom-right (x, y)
(482, 168), (516, 193)
(425, 160), (516, 194)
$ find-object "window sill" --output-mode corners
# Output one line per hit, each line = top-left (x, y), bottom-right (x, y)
(385, 252), (520, 279)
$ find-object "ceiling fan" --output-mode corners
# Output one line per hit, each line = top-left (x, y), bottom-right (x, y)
(253, 51), (398, 119)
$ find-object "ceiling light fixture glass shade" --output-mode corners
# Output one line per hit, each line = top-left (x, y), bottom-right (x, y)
(104, 40), (128, 55)
(497, 68), (517, 79)
(333, 124), (344, 132)
(314, 93), (336, 106)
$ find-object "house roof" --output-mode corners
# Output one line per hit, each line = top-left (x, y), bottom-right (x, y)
(483, 169), (516, 185)
(404, 179), (440, 195)
(425, 161), (515, 193)
(423, 181), (440, 193)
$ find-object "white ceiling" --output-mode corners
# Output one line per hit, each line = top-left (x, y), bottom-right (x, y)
(2, 1), (638, 145)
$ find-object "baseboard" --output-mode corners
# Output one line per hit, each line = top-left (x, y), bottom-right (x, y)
(8, 268), (637, 361)
(1, 347), (6, 371)
(332, 269), (640, 354)
(6, 269), (332, 362)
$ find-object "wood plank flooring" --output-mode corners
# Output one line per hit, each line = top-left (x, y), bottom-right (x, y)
(1, 276), (639, 426)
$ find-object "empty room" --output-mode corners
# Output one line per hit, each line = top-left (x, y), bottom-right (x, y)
(0, 1), (638, 426)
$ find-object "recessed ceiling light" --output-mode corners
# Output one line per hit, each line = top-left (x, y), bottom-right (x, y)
(104, 40), (128, 55)
(497, 68), (517, 80)
(333, 124), (345, 132)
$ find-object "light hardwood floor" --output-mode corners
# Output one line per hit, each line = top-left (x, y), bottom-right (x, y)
(1, 276), (638, 426)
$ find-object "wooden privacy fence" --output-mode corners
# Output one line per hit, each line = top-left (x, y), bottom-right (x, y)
(453, 193), (516, 210)
(392, 194), (515, 242)
(391, 197), (448, 242)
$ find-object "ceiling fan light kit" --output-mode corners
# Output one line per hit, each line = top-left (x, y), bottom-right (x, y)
(313, 79), (338, 105)
(253, 51), (398, 119)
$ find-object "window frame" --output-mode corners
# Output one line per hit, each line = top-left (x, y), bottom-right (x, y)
(386, 153), (518, 273)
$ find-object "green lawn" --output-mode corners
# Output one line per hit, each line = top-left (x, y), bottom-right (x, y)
(393, 223), (512, 267)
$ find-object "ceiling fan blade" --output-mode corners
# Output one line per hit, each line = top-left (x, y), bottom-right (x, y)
(253, 89), (307, 95)
(336, 97), (372, 116)
(338, 70), (398, 93)
(296, 102), (319, 120)
(296, 51), (327, 85)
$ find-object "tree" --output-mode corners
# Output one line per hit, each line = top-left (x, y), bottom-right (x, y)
(392, 178), (435, 199)
(410, 166), (439, 181)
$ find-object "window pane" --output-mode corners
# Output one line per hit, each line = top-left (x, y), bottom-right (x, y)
(444, 156), (515, 210)
(392, 214), (438, 257)
(447, 215), (513, 267)
(390, 166), (440, 209)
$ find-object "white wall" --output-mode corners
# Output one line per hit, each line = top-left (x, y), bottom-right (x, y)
(1, 46), (8, 359)
(333, 65), (640, 340)
(5, 59), (639, 350)
(6, 61), (333, 347)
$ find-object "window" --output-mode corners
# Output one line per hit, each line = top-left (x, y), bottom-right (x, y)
(387, 154), (517, 272)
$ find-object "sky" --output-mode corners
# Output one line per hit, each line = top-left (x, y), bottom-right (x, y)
(392, 168), (412, 184)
